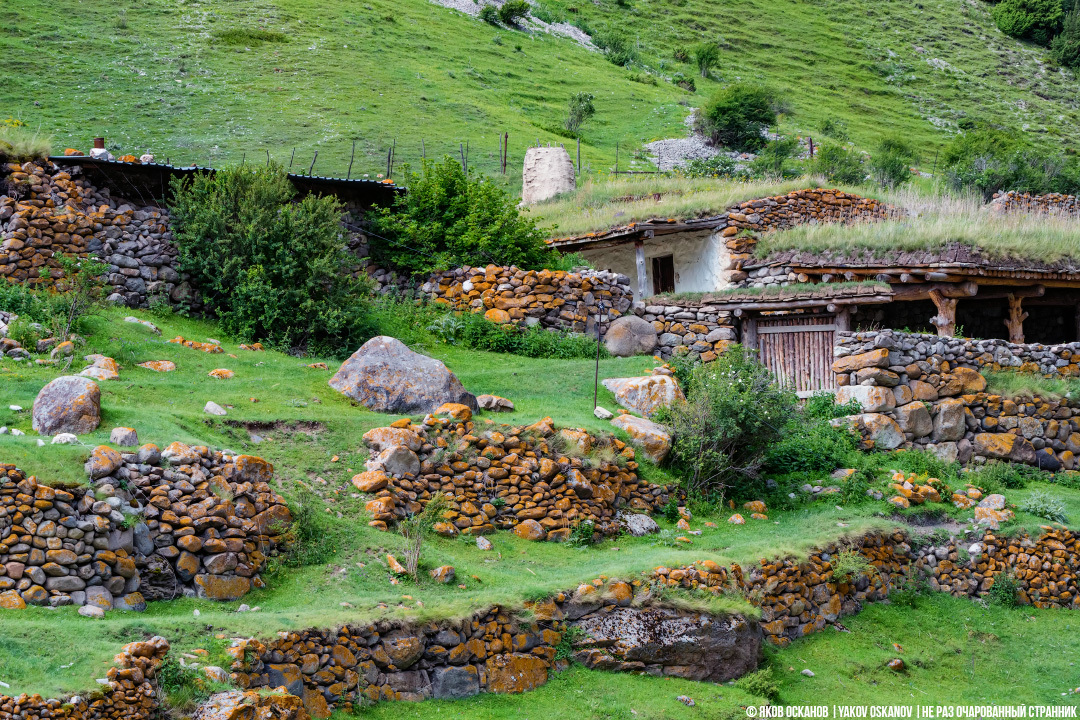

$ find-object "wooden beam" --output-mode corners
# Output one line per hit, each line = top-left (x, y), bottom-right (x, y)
(890, 281), (978, 301)
(711, 295), (892, 312)
(634, 240), (648, 300)
(928, 289), (958, 337)
(1004, 293), (1028, 344)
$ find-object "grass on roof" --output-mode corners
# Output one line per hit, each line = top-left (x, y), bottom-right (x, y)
(757, 187), (1080, 263)
(0, 123), (51, 163)
(650, 281), (891, 304)
(533, 175), (873, 237)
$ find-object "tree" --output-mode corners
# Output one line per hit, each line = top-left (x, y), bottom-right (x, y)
(369, 156), (556, 276)
(1051, 0), (1080, 67)
(992, 0), (1064, 45)
(693, 42), (720, 79)
(815, 143), (866, 184)
(696, 83), (779, 151)
(564, 92), (596, 134)
(869, 137), (917, 189)
(169, 164), (374, 355)
(498, 0), (530, 26)
(748, 135), (800, 179)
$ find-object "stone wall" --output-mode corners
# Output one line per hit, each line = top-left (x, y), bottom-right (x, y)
(418, 265), (634, 336)
(0, 443), (290, 610)
(1, 161), (195, 308)
(0, 636), (169, 720)
(833, 329), (1080, 468)
(357, 415), (674, 540)
(635, 301), (737, 362)
(991, 190), (1080, 216)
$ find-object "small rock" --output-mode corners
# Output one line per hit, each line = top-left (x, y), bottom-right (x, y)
(8, 405), (22, 412)
(78, 605), (105, 619)
(11, 429), (24, 436)
(430, 565), (456, 583)
(51, 433), (78, 445)
(236, 604), (251, 613)
(593, 406), (613, 420)
(193, 609), (201, 618)
(204, 401), (227, 416)
(476, 536), (493, 551)
(110, 427), (139, 446)
(887, 658), (905, 672)
(801, 669), (815, 677)
(677, 696), (695, 707)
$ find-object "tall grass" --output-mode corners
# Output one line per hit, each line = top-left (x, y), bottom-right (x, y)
(533, 174), (870, 236)
(759, 186), (1080, 262)
(981, 369), (1080, 401)
(0, 124), (52, 162)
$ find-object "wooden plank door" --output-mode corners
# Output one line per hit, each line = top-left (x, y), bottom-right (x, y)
(752, 314), (837, 396)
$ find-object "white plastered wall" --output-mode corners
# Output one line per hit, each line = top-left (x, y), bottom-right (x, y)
(579, 229), (734, 298)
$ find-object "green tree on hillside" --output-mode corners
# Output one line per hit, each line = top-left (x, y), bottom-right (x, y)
(565, 92), (596, 134)
(693, 42), (721, 78)
(1051, 0), (1080, 67)
(369, 157), (556, 276)
(991, 0), (1064, 45)
(696, 83), (779, 152)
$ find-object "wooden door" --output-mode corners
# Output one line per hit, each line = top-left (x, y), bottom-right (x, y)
(652, 255), (675, 294)
(752, 314), (837, 396)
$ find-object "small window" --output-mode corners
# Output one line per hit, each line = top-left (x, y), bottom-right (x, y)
(652, 254), (675, 294)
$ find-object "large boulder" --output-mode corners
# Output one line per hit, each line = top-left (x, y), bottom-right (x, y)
(835, 385), (895, 413)
(521, 146), (575, 205)
(32, 376), (101, 435)
(193, 690), (310, 720)
(605, 316), (659, 357)
(602, 375), (684, 418)
(858, 413), (904, 450)
(610, 414), (671, 463)
(573, 606), (761, 682)
(329, 336), (476, 413)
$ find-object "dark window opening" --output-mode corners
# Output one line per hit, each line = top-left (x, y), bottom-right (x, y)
(652, 255), (675, 294)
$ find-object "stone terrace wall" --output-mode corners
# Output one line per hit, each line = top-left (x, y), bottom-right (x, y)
(991, 190), (1080, 216)
(418, 265), (634, 336)
(358, 415), (674, 540)
(634, 301), (737, 362)
(0, 443), (290, 611)
(834, 329), (1080, 468)
(0, 636), (169, 720)
(1, 160), (194, 308)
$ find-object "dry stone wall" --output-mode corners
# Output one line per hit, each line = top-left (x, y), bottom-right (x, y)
(1, 160), (193, 308)
(357, 414), (674, 540)
(834, 329), (1080, 468)
(990, 190), (1080, 216)
(0, 443), (290, 610)
(0, 636), (169, 720)
(636, 301), (737, 362)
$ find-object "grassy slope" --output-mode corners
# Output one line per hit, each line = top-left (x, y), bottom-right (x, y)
(3, 308), (1080, 709)
(3, 0), (1079, 186)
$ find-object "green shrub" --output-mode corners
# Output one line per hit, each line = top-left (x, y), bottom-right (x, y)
(665, 345), (797, 496)
(280, 487), (338, 567)
(1019, 489), (1068, 522)
(693, 42), (720, 78)
(595, 30), (636, 66)
(804, 391), (862, 420)
(565, 519), (596, 548)
(565, 92), (596, 134)
(815, 143), (866, 184)
(991, 0), (1063, 45)
(736, 667), (780, 701)
(661, 497), (681, 523)
(498, 0), (531, 25)
(678, 154), (735, 179)
(748, 135), (800, 179)
(671, 72), (696, 92)
(672, 46), (690, 62)
(869, 137), (917, 188)
(763, 420), (858, 475)
(554, 625), (585, 661)
(832, 549), (874, 583)
(820, 117), (850, 142)
(478, 4), (500, 24)
(1051, 1), (1080, 67)
(696, 83), (779, 152)
(169, 164), (373, 355)
(987, 571), (1020, 608)
(369, 157), (555, 276)
(966, 460), (1034, 492)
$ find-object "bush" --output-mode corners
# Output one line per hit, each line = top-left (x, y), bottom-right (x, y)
(763, 420), (858, 475)
(671, 72), (696, 92)
(479, 4), (500, 24)
(992, 0), (1063, 45)
(369, 157), (556, 276)
(870, 137), (917, 188)
(696, 83), (779, 152)
(736, 668), (780, 701)
(565, 92), (596, 134)
(673, 46), (690, 62)
(169, 164), (374, 355)
(677, 154), (735, 179)
(748, 135), (800, 179)
(1019, 489), (1068, 522)
(665, 345), (797, 496)
(804, 390), (862, 420)
(815, 143), (866, 184)
(966, 460), (1034, 492)
(1051, 2), (1080, 67)
(595, 30), (636, 66)
(942, 124), (1080, 198)
(693, 42), (720, 78)
(280, 487), (338, 567)
(820, 117), (850, 142)
(987, 571), (1020, 607)
(498, 0), (531, 25)
(832, 549), (874, 583)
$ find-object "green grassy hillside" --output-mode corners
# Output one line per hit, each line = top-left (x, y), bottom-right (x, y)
(3, 0), (1079, 186)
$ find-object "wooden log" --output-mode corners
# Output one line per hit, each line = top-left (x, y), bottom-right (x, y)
(928, 289), (959, 337)
(1003, 294), (1028, 343)
(891, 281), (978, 301)
(634, 240), (648, 299)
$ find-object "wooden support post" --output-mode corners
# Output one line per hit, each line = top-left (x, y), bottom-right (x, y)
(1004, 293), (1028, 344)
(634, 239), (648, 300)
(928, 289), (958, 337)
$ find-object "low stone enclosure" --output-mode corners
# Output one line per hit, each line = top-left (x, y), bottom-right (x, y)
(0, 443), (291, 611)
(357, 414), (674, 540)
(6, 524), (1077, 719)
(834, 329), (1080, 470)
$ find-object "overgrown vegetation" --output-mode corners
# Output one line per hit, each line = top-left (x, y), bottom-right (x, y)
(169, 164), (374, 356)
(941, 124), (1080, 199)
(696, 83), (780, 152)
(564, 92), (596, 134)
(400, 491), (449, 580)
(1019, 489), (1068, 523)
(991, 0), (1063, 45)
(370, 157), (556, 275)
